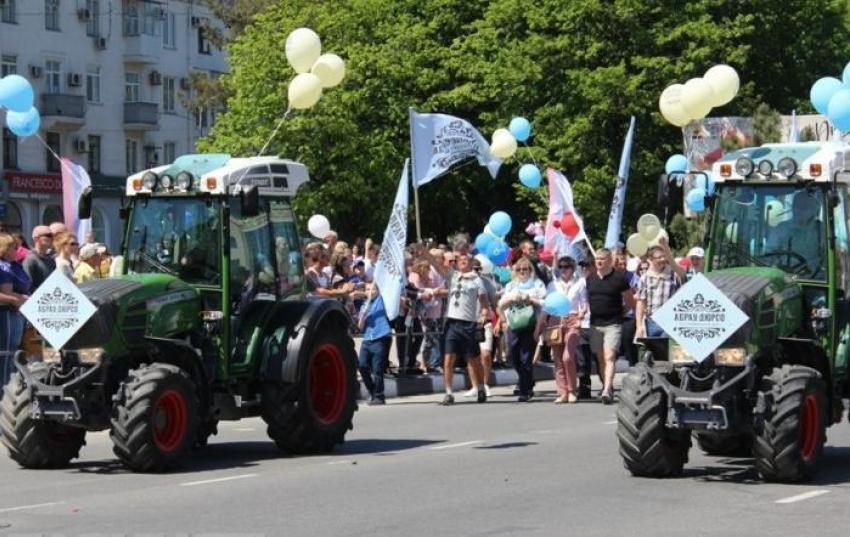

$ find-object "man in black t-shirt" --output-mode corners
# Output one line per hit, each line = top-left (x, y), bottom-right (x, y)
(585, 248), (635, 404)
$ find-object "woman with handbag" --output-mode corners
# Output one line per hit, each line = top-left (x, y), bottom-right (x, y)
(536, 256), (587, 404)
(498, 256), (546, 402)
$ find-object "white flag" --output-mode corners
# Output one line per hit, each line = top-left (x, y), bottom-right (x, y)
(409, 109), (502, 187)
(604, 116), (636, 249)
(373, 160), (410, 320)
(61, 157), (92, 240)
(544, 168), (587, 259)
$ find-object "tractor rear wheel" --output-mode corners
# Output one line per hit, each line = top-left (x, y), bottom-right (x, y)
(617, 364), (691, 477)
(111, 363), (198, 472)
(0, 363), (86, 468)
(753, 365), (826, 482)
(694, 432), (753, 457)
(262, 330), (357, 454)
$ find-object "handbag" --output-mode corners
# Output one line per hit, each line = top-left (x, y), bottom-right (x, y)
(543, 322), (563, 346)
(505, 304), (535, 331)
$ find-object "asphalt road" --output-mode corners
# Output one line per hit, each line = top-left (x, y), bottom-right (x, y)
(1, 379), (849, 536)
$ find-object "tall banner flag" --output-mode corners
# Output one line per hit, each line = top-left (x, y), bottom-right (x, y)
(544, 168), (587, 258)
(60, 158), (92, 240)
(374, 159), (410, 320)
(409, 109), (502, 187)
(604, 116), (636, 249)
(788, 110), (799, 143)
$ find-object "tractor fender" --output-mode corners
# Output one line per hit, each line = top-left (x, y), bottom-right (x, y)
(145, 336), (212, 410)
(260, 299), (351, 385)
(777, 337), (837, 423)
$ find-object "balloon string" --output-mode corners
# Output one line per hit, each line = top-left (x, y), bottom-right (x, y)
(258, 107), (293, 156)
(521, 142), (539, 168)
(35, 133), (62, 163)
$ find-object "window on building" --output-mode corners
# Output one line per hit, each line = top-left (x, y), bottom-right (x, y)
(123, 5), (138, 35)
(88, 135), (101, 173)
(86, 66), (101, 103)
(194, 109), (209, 130)
(163, 141), (176, 164)
(1, 54), (16, 77)
(198, 26), (212, 55)
(162, 76), (175, 113)
(144, 145), (158, 168)
(124, 72), (140, 102)
(1, 0), (17, 24)
(141, 3), (161, 36)
(126, 139), (138, 174)
(45, 0), (60, 31)
(86, 0), (100, 37)
(43, 205), (63, 226)
(45, 59), (62, 93)
(2, 128), (18, 169)
(46, 132), (61, 172)
(163, 12), (176, 48)
(1, 202), (23, 234)
(91, 208), (106, 246)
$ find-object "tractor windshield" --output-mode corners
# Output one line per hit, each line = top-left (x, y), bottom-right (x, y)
(126, 197), (221, 285)
(712, 184), (827, 280)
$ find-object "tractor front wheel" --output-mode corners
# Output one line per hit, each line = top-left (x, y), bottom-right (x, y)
(110, 363), (198, 472)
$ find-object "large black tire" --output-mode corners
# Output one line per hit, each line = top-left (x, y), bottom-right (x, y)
(110, 363), (199, 472)
(695, 432), (753, 457)
(193, 419), (218, 450)
(753, 365), (826, 482)
(0, 363), (86, 468)
(616, 364), (691, 477)
(262, 330), (358, 454)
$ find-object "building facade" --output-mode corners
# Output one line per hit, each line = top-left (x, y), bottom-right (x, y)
(0, 0), (228, 251)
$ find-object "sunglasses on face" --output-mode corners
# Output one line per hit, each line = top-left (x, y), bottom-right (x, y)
(39, 234), (54, 239)
(69, 242), (79, 247)
(517, 267), (531, 273)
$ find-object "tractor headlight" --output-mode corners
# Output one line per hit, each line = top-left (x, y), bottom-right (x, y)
(757, 160), (773, 177)
(714, 347), (747, 366)
(159, 174), (173, 190)
(176, 171), (193, 191)
(669, 345), (695, 364)
(735, 157), (755, 178)
(42, 347), (61, 363)
(141, 171), (158, 190)
(76, 348), (106, 363)
(777, 157), (797, 179)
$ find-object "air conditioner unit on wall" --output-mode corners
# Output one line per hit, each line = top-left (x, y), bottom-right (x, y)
(74, 138), (88, 153)
(190, 16), (201, 28)
(149, 71), (162, 86)
(29, 65), (43, 78)
(77, 8), (91, 21)
(95, 37), (107, 50)
(179, 77), (190, 91)
(68, 73), (82, 87)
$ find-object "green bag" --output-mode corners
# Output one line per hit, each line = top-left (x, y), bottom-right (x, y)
(505, 304), (536, 331)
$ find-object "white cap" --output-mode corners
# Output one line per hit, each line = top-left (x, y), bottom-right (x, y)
(79, 243), (102, 260)
(687, 247), (705, 258)
(473, 254), (494, 275)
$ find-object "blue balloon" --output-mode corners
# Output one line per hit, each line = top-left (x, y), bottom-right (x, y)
(705, 172), (716, 196)
(6, 106), (40, 137)
(475, 232), (495, 253)
(686, 188), (706, 212)
(811, 77), (844, 115)
(509, 117), (532, 143)
(486, 239), (510, 265)
(518, 164), (541, 188)
(0, 75), (34, 113)
(543, 292), (571, 317)
(488, 211), (512, 237)
(828, 88), (850, 131)
(533, 234), (545, 245)
(843, 62), (850, 88)
(665, 154), (688, 176)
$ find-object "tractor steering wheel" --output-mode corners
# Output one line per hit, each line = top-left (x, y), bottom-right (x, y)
(758, 251), (810, 275)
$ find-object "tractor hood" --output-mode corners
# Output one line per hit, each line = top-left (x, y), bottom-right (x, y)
(64, 275), (202, 351)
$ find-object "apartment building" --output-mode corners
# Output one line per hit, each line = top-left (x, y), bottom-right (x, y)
(0, 0), (228, 250)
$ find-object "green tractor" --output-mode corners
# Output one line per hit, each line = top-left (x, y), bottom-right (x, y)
(617, 141), (850, 482)
(1, 154), (358, 471)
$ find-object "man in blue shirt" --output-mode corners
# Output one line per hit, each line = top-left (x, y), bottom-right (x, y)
(357, 284), (393, 405)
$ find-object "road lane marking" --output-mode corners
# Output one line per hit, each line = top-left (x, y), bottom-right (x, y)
(233, 428), (255, 432)
(180, 474), (257, 487)
(533, 429), (555, 434)
(775, 490), (830, 504)
(603, 420), (618, 425)
(0, 502), (64, 514)
(430, 440), (483, 450)
(327, 460), (354, 465)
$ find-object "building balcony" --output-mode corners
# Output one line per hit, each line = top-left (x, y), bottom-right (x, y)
(124, 102), (159, 131)
(40, 94), (86, 130)
(123, 32), (160, 64)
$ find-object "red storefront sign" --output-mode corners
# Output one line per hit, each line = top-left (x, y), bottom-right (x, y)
(3, 171), (62, 194)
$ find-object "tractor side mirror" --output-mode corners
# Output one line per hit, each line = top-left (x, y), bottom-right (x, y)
(78, 186), (93, 220)
(241, 185), (260, 217)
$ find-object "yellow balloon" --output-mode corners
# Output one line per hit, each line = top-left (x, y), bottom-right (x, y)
(311, 54), (346, 88)
(288, 73), (323, 109)
(286, 28), (322, 74)
(704, 64), (740, 107)
(490, 128), (517, 159)
(659, 84), (691, 127)
(637, 213), (662, 241)
(626, 233), (648, 257)
(681, 78), (714, 120)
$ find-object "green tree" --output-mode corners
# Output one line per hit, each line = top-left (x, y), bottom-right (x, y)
(752, 103), (782, 146)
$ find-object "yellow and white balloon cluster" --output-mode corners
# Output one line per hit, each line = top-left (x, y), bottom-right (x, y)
(659, 65), (740, 127)
(490, 127), (518, 159)
(285, 28), (346, 110)
(626, 214), (668, 257)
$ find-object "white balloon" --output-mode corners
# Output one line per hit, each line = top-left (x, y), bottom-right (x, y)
(647, 228), (669, 248)
(680, 78), (714, 121)
(704, 64), (740, 107)
(288, 73), (323, 109)
(308, 214), (331, 239)
(659, 84), (691, 127)
(286, 28), (322, 74)
(637, 214), (662, 241)
(490, 128), (517, 159)
(474, 254), (495, 275)
(311, 53), (346, 88)
(626, 233), (648, 257)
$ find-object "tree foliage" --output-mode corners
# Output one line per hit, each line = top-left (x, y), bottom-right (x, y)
(200, 0), (850, 243)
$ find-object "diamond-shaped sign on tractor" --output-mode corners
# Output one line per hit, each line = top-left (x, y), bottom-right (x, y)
(650, 273), (749, 363)
(19, 270), (97, 351)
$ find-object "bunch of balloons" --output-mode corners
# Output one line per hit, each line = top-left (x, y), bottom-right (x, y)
(475, 211), (513, 265)
(0, 74), (40, 137)
(659, 65), (740, 127)
(525, 221), (545, 245)
(552, 212), (581, 239)
(285, 28), (346, 110)
(665, 154), (688, 178)
(307, 214), (332, 239)
(809, 62), (850, 132)
(626, 214), (668, 257)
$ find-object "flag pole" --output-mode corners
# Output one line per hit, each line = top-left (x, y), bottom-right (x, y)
(409, 107), (422, 242)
